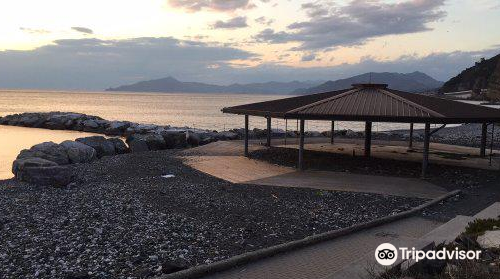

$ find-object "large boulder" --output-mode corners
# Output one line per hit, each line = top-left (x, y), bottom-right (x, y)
(216, 131), (239, 141)
(19, 165), (73, 187)
(107, 138), (129, 154)
(60, 140), (97, 163)
(76, 136), (116, 158)
(126, 133), (166, 152)
(82, 119), (100, 132)
(186, 131), (201, 146)
(161, 131), (188, 149)
(17, 142), (70, 165)
(105, 121), (130, 136)
(12, 157), (58, 178)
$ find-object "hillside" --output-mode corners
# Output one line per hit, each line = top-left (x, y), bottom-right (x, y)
(294, 72), (443, 94)
(106, 77), (322, 94)
(439, 54), (500, 93)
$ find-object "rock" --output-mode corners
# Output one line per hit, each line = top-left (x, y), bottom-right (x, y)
(16, 165), (73, 187)
(82, 119), (100, 132)
(127, 133), (166, 152)
(477, 230), (500, 249)
(186, 131), (201, 146)
(76, 136), (116, 158)
(127, 137), (150, 153)
(17, 142), (70, 165)
(107, 138), (129, 154)
(12, 157), (59, 178)
(105, 121), (130, 136)
(19, 115), (43, 127)
(60, 140), (97, 163)
(161, 131), (188, 149)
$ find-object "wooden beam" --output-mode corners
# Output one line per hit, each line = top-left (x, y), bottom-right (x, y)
(330, 121), (335, 144)
(299, 119), (305, 170)
(409, 123), (414, 150)
(266, 116), (271, 147)
(422, 123), (431, 178)
(244, 115), (249, 157)
(364, 121), (372, 157)
(480, 123), (488, 157)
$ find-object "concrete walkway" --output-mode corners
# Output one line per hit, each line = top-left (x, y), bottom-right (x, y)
(199, 202), (500, 279)
(182, 142), (447, 199)
(201, 217), (442, 279)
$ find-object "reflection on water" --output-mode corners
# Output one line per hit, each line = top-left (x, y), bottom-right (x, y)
(0, 125), (99, 179)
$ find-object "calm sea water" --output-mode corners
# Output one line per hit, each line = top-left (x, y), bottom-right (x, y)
(0, 89), (430, 132)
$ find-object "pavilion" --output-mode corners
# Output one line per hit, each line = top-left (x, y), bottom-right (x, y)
(222, 84), (500, 177)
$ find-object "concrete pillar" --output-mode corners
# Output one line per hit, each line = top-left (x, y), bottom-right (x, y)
(244, 115), (249, 157)
(364, 122), (372, 157)
(266, 116), (271, 147)
(409, 123), (414, 150)
(299, 119), (305, 170)
(422, 123), (431, 178)
(480, 123), (488, 157)
(330, 121), (335, 144)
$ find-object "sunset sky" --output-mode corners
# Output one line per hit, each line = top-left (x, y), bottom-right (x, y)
(0, 0), (499, 89)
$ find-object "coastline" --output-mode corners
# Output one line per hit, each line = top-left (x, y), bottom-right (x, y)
(1, 111), (499, 278)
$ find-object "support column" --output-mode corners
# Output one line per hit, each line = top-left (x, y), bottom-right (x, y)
(330, 121), (335, 144)
(409, 123), (414, 150)
(299, 119), (305, 170)
(422, 123), (431, 178)
(244, 115), (249, 157)
(266, 116), (271, 147)
(480, 123), (488, 157)
(364, 122), (372, 157)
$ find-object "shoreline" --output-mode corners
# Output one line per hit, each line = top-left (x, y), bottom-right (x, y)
(1, 112), (499, 150)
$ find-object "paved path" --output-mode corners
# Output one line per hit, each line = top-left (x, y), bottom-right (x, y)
(182, 142), (447, 199)
(201, 217), (442, 279)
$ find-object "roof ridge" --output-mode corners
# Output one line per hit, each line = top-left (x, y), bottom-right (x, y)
(380, 89), (444, 118)
(287, 88), (360, 114)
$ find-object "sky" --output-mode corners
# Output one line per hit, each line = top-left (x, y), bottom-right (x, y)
(0, 0), (499, 90)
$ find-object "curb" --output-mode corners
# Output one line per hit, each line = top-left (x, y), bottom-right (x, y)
(156, 189), (461, 279)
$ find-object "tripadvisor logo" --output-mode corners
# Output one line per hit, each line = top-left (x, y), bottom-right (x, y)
(375, 243), (482, 266)
(375, 243), (398, 266)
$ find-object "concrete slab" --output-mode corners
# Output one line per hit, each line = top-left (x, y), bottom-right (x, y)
(473, 202), (500, 219)
(248, 170), (446, 199)
(182, 142), (447, 199)
(421, 215), (474, 244)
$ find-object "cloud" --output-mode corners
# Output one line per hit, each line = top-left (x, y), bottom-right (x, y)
(255, 0), (446, 50)
(255, 16), (274, 26)
(71, 27), (93, 34)
(19, 27), (51, 34)
(211, 16), (248, 29)
(168, 0), (253, 12)
(301, 53), (316, 61)
(0, 37), (255, 90)
(0, 36), (497, 90)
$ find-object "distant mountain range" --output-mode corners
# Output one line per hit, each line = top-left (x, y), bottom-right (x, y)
(439, 54), (500, 93)
(293, 72), (443, 94)
(106, 77), (324, 94)
(106, 71), (443, 95)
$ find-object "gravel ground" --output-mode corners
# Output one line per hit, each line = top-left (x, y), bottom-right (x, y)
(249, 147), (500, 222)
(0, 150), (425, 279)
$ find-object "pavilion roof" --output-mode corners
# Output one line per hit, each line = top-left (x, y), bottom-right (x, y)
(222, 84), (500, 123)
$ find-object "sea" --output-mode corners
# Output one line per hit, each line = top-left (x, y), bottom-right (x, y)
(1, 89), (499, 179)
